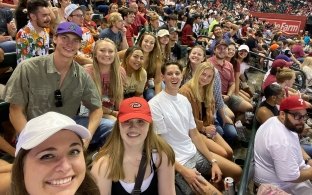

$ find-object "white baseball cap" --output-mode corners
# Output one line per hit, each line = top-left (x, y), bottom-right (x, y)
(238, 44), (250, 52)
(64, 4), (80, 19)
(15, 112), (90, 156)
(157, 29), (169, 37)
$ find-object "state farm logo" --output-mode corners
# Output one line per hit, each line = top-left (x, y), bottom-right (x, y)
(260, 18), (301, 35)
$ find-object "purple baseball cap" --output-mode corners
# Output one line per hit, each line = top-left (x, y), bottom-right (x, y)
(56, 22), (82, 39)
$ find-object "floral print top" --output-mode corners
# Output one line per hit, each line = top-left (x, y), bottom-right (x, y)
(16, 21), (50, 64)
(80, 27), (95, 57)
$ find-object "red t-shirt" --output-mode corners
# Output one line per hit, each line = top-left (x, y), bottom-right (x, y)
(3, 0), (14, 4)
(181, 24), (194, 47)
(262, 74), (276, 91)
(125, 24), (134, 47)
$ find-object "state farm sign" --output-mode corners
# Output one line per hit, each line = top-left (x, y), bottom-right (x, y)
(261, 18), (300, 35)
(250, 12), (307, 35)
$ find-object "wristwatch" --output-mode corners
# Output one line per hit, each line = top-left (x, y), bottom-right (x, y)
(210, 159), (217, 165)
(305, 157), (311, 164)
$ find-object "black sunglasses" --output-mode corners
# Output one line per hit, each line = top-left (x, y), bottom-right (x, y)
(54, 89), (63, 107)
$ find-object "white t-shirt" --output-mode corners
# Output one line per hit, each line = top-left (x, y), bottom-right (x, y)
(254, 117), (309, 190)
(149, 91), (197, 165)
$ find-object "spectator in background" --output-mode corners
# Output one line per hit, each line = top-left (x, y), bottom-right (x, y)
(83, 8), (99, 40)
(157, 29), (170, 63)
(181, 16), (195, 47)
(50, 0), (71, 34)
(292, 40), (308, 62)
(304, 31), (311, 46)
(119, 8), (135, 47)
(256, 83), (283, 124)
(0, 0), (18, 9)
(137, 11), (159, 43)
(15, 0), (29, 32)
(168, 27), (184, 62)
(0, 8), (16, 53)
(16, 0), (51, 64)
(65, 4), (94, 64)
(99, 12), (129, 51)
(160, 14), (178, 30)
(104, 3), (119, 21)
(129, 1), (148, 36)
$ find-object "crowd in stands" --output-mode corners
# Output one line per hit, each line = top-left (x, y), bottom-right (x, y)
(0, 0), (312, 194)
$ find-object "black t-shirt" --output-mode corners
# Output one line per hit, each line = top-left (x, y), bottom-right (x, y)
(0, 8), (13, 35)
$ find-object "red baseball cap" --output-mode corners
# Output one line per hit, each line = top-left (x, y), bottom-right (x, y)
(118, 97), (152, 123)
(280, 96), (307, 111)
(271, 59), (292, 69)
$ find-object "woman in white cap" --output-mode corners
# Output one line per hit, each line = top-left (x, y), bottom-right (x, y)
(157, 29), (171, 63)
(91, 97), (175, 195)
(11, 112), (100, 195)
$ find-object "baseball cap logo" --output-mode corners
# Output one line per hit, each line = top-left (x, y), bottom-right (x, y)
(298, 98), (304, 105)
(130, 102), (142, 108)
(68, 24), (77, 31)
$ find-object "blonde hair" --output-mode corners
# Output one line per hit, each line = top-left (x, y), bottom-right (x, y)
(302, 57), (312, 67)
(95, 122), (175, 181)
(190, 61), (215, 124)
(108, 12), (122, 28)
(147, 11), (159, 21)
(92, 39), (124, 107)
(276, 67), (295, 84)
(137, 32), (163, 79)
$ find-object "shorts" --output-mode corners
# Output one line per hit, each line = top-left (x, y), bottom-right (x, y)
(175, 151), (211, 195)
(226, 95), (243, 113)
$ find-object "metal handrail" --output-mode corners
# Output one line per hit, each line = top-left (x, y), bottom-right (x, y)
(237, 98), (261, 195)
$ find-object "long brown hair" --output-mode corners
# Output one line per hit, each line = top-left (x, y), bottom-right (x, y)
(121, 46), (145, 82)
(95, 122), (175, 182)
(92, 38), (124, 107)
(136, 32), (163, 79)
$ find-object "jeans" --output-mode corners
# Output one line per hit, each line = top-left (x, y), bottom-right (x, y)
(143, 88), (155, 101)
(73, 116), (115, 150)
(0, 40), (16, 52)
(302, 144), (312, 157)
(215, 113), (238, 145)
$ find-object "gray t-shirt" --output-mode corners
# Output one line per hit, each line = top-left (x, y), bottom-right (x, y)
(99, 28), (122, 51)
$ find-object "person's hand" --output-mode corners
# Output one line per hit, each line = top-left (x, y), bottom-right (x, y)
(192, 176), (218, 195)
(204, 125), (217, 137)
(0, 35), (12, 42)
(222, 95), (230, 102)
(7, 20), (16, 32)
(210, 163), (222, 183)
(121, 26), (127, 35)
(181, 167), (202, 190)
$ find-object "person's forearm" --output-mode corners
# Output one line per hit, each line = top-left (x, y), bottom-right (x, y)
(191, 129), (214, 162)
(292, 167), (312, 183)
(120, 36), (129, 50)
(0, 3), (17, 8)
(88, 107), (102, 136)
(227, 84), (235, 96)
(0, 136), (15, 157)
(9, 104), (27, 134)
(235, 73), (240, 94)
(175, 161), (187, 175)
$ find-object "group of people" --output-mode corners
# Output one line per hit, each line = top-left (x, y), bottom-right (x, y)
(0, 0), (312, 194)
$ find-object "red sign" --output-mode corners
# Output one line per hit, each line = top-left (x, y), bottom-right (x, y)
(250, 12), (307, 35)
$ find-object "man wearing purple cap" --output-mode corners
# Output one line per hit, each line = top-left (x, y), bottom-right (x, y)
(3, 22), (103, 148)
(254, 96), (312, 194)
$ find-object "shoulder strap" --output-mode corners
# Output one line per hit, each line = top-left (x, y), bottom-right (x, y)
(132, 151), (147, 195)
